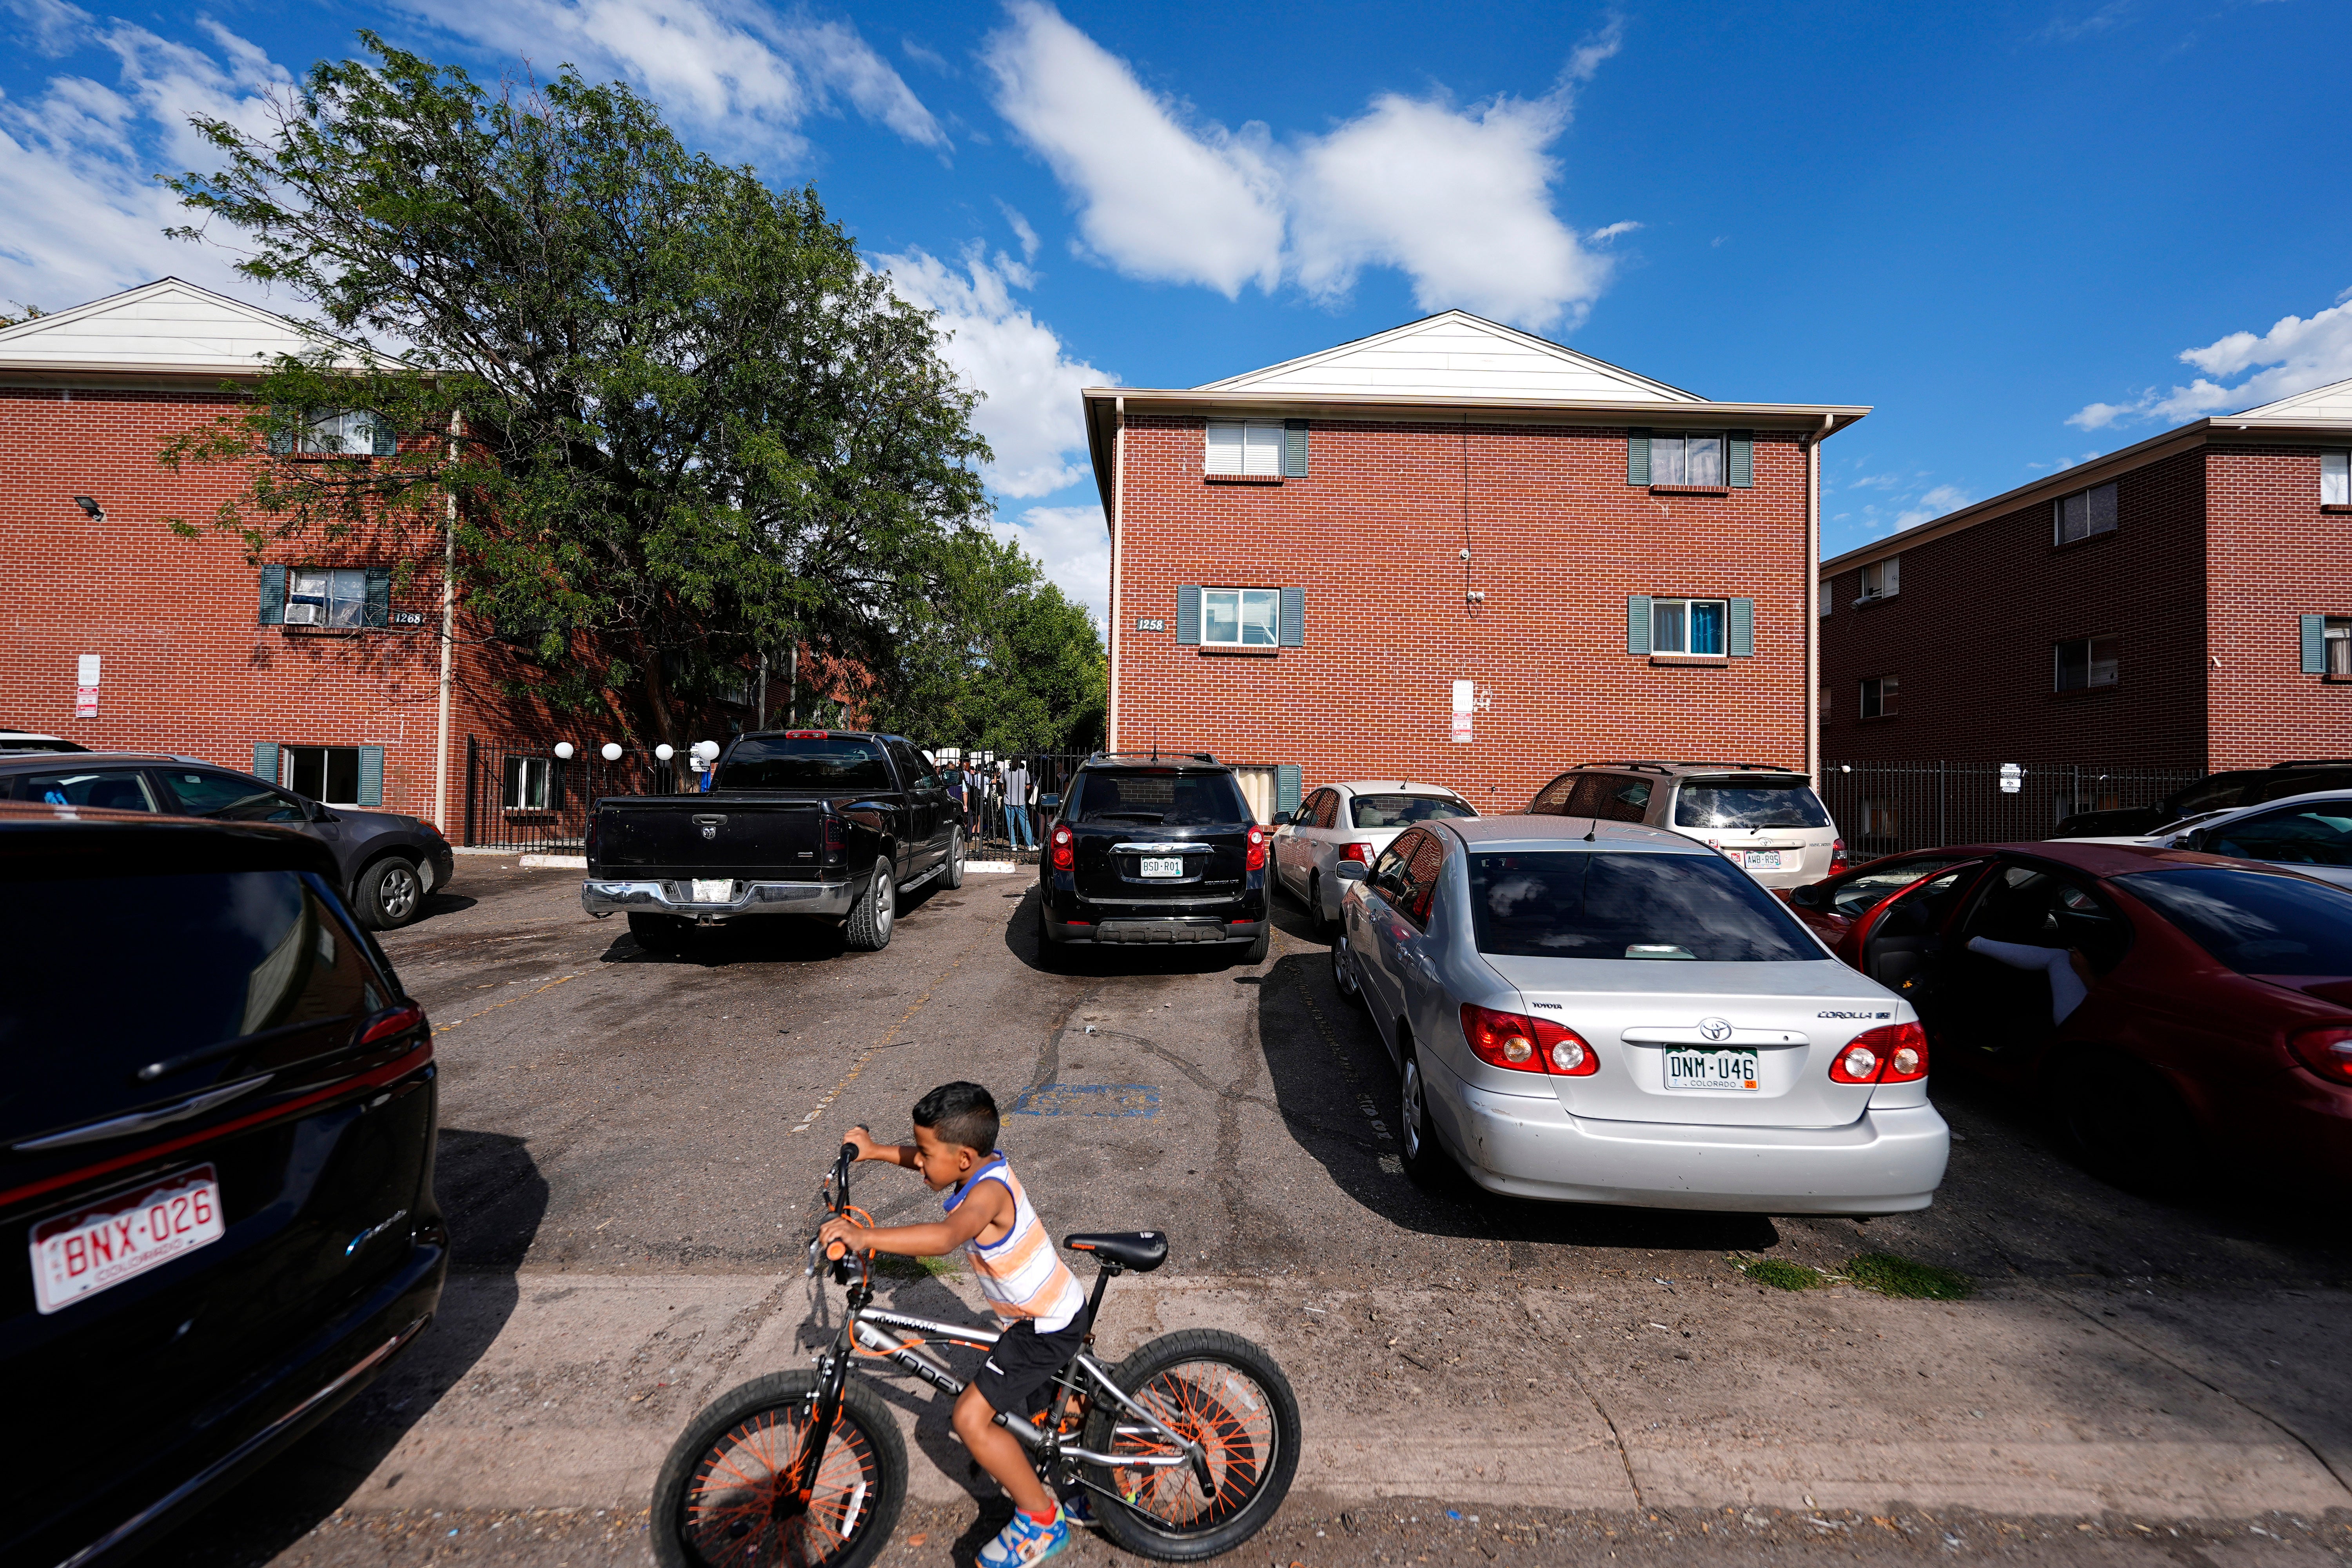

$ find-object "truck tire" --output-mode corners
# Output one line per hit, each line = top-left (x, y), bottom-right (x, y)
(628, 912), (690, 955)
(944, 827), (966, 889)
(845, 857), (896, 951)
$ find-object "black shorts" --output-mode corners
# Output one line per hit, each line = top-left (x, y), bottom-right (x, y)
(973, 1314), (1089, 1418)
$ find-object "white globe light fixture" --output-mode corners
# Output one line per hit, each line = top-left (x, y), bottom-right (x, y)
(553, 741), (576, 760)
(601, 742), (623, 762)
(654, 744), (675, 762)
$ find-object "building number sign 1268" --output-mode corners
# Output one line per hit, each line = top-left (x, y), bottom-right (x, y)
(1135, 617), (1167, 632)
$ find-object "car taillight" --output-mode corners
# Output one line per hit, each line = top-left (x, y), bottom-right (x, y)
(1829, 837), (1849, 875)
(1050, 823), (1075, 871)
(360, 1003), (426, 1048)
(1245, 825), (1267, 871)
(1338, 842), (1374, 864)
(2288, 1025), (2352, 1086)
(583, 817), (597, 864)
(821, 815), (845, 864)
(1460, 1004), (1598, 1076)
(784, 729), (829, 739)
(1828, 1021), (1928, 1084)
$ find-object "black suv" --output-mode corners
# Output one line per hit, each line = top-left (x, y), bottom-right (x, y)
(0, 801), (446, 1564)
(1038, 753), (1270, 965)
(2054, 759), (2352, 838)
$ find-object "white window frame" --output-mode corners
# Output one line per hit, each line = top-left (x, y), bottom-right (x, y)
(1649, 597), (1728, 655)
(1858, 557), (1900, 602)
(283, 744), (362, 805)
(2323, 451), (2349, 507)
(2054, 635), (2119, 691)
(1204, 421), (1285, 477)
(2328, 617), (2352, 678)
(286, 568), (369, 628)
(1648, 431), (1726, 486)
(2054, 481), (2118, 544)
(503, 755), (554, 810)
(1858, 674), (1899, 718)
(283, 408), (390, 457)
(1200, 586), (1281, 648)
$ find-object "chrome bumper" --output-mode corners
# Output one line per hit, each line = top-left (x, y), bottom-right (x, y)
(579, 877), (857, 920)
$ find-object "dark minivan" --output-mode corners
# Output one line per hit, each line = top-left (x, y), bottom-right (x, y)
(0, 802), (445, 1564)
(1038, 753), (1270, 965)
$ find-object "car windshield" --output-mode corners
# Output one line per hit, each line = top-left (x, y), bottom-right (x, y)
(1070, 769), (1249, 826)
(1674, 779), (1831, 829)
(1350, 794), (1477, 829)
(2117, 865), (2352, 976)
(1466, 850), (1822, 961)
(715, 737), (890, 791)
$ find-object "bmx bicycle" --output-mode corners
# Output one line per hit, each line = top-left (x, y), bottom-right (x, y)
(652, 1142), (1301, 1567)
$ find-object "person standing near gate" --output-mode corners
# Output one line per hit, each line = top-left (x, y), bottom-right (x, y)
(1004, 758), (1034, 851)
(945, 759), (967, 829)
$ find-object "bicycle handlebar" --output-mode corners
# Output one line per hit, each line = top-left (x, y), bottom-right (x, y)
(807, 1141), (862, 1279)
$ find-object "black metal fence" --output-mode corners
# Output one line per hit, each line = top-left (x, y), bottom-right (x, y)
(462, 735), (685, 851)
(1817, 760), (2201, 859)
(922, 749), (1091, 866)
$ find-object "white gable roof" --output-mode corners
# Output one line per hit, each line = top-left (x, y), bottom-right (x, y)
(1196, 310), (1704, 404)
(0, 278), (376, 373)
(2231, 375), (2352, 426)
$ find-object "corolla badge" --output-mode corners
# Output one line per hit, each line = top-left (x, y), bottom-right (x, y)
(1697, 1017), (1734, 1042)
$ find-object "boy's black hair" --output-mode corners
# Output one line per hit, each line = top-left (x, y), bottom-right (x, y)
(913, 1081), (999, 1155)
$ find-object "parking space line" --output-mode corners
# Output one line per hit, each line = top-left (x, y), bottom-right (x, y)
(786, 931), (989, 1136)
(432, 972), (580, 1034)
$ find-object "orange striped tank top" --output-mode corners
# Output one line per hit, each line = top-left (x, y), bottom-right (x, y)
(944, 1154), (1087, 1332)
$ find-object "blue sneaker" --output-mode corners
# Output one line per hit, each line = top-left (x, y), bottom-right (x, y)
(1059, 1489), (1097, 1530)
(977, 1505), (1068, 1567)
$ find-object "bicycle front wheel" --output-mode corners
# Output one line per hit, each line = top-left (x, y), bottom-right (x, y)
(652, 1370), (906, 1568)
(1079, 1328), (1301, 1561)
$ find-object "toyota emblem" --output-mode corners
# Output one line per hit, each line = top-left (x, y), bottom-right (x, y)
(1697, 1017), (1734, 1043)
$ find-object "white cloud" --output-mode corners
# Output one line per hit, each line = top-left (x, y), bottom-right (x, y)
(878, 243), (1113, 499)
(982, 2), (1621, 331)
(1893, 483), (1973, 530)
(996, 198), (1040, 261)
(2069, 289), (2352, 428)
(1588, 220), (1642, 243)
(394, 0), (945, 158)
(990, 502), (1109, 624)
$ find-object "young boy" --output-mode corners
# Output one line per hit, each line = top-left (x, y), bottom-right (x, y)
(818, 1082), (1089, 1568)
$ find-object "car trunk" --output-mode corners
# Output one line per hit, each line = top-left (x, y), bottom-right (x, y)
(591, 795), (828, 879)
(1073, 824), (1247, 902)
(1481, 955), (1900, 1128)
(1668, 777), (1836, 887)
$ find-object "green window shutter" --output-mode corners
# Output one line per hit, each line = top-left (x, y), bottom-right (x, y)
(370, 413), (396, 457)
(258, 565), (288, 626)
(1279, 585), (1305, 647)
(1627, 429), (1651, 485)
(1276, 764), (1302, 817)
(1176, 585), (1201, 645)
(2303, 614), (2328, 674)
(252, 742), (279, 783)
(1728, 598), (1755, 657)
(357, 746), (384, 807)
(363, 567), (392, 628)
(1626, 594), (1652, 655)
(1283, 419), (1309, 478)
(1728, 432), (1753, 488)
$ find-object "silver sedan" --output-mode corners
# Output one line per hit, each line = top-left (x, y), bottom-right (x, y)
(1272, 780), (1476, 935)
(1329, 814), (1949, 1214)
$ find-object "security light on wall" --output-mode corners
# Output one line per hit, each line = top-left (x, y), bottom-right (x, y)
(72, 495), (104, 522)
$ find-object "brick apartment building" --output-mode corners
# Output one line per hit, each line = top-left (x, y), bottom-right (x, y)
(1818, 377), (2352, 781)
(1080, 311), (1866, 819)
(0, 278), (645, 837)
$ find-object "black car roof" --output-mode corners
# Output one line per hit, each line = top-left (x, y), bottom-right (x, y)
(1080, 751), (1229, 771)
(0, 799), (339, 879)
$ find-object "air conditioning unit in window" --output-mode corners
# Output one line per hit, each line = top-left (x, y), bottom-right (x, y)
(282, 602), (322, 626)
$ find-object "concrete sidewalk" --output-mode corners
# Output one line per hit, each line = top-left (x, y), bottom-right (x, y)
(305, 1267), (2351, 1524)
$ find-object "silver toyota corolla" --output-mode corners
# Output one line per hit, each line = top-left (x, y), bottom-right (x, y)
(1330, 814), (1949, 1213)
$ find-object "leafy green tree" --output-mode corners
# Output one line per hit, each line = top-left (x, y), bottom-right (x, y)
(161, 36), (996, 746)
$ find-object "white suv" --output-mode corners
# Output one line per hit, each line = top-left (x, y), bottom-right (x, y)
(1525, 762), (1846, 889)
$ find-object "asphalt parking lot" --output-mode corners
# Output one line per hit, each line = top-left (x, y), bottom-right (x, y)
(178, 858), (2352, 1566)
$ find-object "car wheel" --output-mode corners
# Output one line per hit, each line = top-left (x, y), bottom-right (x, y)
(1398, 1045), (1451, 1188)
(357, 856), (425, 930)
(844, 857), (895, 951)
(627, 912), (691, 955)
(2053, 1049), (2202, 1199)
(944, 828), (966, 890)
(1034, 899), (1069, 971)
(1331, 933), (1365, 1007)
(1238, 926), (1270, 966)
(1307, 873), (1332, 939)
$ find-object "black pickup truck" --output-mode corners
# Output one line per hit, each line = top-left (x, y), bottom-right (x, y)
(581, 730), (964, 953)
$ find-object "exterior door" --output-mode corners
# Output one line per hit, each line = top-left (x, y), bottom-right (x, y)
(886, 742), (946, 874)
(1360, 828), (1434, 1051)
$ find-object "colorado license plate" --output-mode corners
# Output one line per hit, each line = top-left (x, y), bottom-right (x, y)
(1138, 857), (1184, 878)
(1663, 1049), (1760, 1091)
(32, 1165), (225, 1314)
(690, 879), (732, 903)
(1743, 851), (1783, 871)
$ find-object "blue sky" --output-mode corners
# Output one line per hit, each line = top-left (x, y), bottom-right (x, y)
(7, 0), (2350, 616)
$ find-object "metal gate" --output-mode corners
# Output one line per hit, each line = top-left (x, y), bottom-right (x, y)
(1816, 761), (2201, 860)
(461, 735), (684, 851)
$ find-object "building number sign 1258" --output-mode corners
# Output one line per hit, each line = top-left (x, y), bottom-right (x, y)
(1135, 617), (1167, 632)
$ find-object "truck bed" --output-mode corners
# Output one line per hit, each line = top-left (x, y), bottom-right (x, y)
(588, 794), (834, 880)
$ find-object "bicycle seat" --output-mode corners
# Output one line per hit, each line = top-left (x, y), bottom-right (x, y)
(1063, 1231), (1168, 1272)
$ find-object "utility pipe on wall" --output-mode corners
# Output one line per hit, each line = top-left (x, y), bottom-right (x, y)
(1804, 413), (1830, 785)
(1107, 395), (1125, 751)
(432, 412), (462, 834)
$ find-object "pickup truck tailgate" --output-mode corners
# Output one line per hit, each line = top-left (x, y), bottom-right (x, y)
(592, 797), (828, 878)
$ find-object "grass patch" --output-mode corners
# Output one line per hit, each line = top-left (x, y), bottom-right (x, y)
(1843, 1252), (1974, 1301)
(873, 1254), (962, 1281)
(1732, 1257), (1821, 1291)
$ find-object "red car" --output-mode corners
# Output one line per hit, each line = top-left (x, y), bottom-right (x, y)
(1780, 841), (2352, 1191)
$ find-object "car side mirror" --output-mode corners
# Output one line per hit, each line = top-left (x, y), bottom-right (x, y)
(1336, 860), (1367, 881)
(1786, 883), (1824, 909)
(1271, 811), (1292, 827)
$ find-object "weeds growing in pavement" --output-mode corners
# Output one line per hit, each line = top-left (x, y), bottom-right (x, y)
(1843, 1252), (1975, 1300)
(1731, 1256), (1822, 1290)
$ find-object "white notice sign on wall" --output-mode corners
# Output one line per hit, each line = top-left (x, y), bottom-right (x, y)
(1451, 679), (1475, 715)
(76, 654), (101, 686)
(1450, 714), (1473, 743)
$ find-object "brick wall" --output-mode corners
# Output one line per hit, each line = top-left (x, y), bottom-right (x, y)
(1817, 446), (2210, 770)
(2205, 444), (2352, 769)
(1112, 414), (1811, 811)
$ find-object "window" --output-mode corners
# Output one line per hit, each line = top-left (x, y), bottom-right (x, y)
(272, 408), (394, 457)
(502, 755), (552, 809)
(1859, 798), (1902, 845)
(1674, 779), (1831, 829)
(288, 745), (364, 804)
(2054, 635), (2119, 691)
(1859, 674), (1900, 718)
(1204, 420), (1307, 477)
(1568, 774), (1653, 823)
(1648, 432), (1724, 486)
(2054, 481), (2118, 544)
(286, 568), (370, 628)
(1464, 850), (1818, 961)
(1349, 793), (1476, 829)
(160, 769), (304, 822)
(13, 768), (158, 811)
(2118, 865), (2352, 978)
(1651, 598), (1727, 655)
(1859, 557), (1900, 601)
(1202, 587), (1280, 648)
(1068, 769), (1249, 827)
(2332, 618), (2352, 678)
(2325, 451), (2349, 507)
(2203, 804), (2352, 868)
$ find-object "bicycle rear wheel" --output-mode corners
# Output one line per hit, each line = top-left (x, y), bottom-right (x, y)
(652, 1370), (905, 1568)
(1079, 1328), (1300, 1561)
